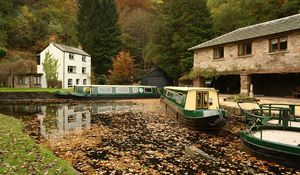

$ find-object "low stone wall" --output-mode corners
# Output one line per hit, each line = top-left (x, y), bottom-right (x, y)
(220, 105), (243, 116)
(0, 92), (55, 99)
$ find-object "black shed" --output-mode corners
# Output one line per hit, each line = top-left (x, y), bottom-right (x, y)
(141, 67), (173, 88)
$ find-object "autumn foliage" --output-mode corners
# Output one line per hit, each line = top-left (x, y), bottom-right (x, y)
(109, 51), (134, 84)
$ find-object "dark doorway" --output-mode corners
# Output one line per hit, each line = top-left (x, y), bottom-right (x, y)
(212, 75), (240, 94)
(252, 73), (300, 97)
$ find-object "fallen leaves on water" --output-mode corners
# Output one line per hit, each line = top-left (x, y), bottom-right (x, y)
(28, 111), (300, 175)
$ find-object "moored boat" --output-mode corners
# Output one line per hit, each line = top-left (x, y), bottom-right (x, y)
(55, 85), (160, 99)
(238, 102), (300, 168)
(160, 86), (227, 130)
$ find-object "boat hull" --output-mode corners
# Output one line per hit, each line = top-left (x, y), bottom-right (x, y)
(241, 129), (300, 168)
(55, 92), (160, 100)
(162, 98), (226, 130)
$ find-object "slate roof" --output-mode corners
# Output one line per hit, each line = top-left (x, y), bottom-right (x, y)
(54, 43), (90, 56)
(189, 13), (300, 50)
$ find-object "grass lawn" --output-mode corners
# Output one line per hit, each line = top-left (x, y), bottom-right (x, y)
(0, 114), (77, 175)
(0, 88), (73, 93)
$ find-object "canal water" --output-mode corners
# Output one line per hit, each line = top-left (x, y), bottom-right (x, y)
(0, 100), (161, 140)
(0, 100), (299, 174)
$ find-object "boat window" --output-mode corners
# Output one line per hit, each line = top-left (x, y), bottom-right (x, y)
(82, 113), (87, 121)
(68, 115), (76, 123)
(83, 87), (91, 93)
(175, 93), (184, 104)
(116, 87), (130, 93)
(196, 91), (209, 109)
(144, 88), (152, 93)
(166, 91), (173, 98)
(132, 87), (138, 93)
(98, 87), (112, 93)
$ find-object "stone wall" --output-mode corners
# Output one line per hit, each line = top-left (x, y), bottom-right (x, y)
(193, 30), (300, 74)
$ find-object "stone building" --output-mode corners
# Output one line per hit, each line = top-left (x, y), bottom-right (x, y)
(7, 73), (42, 88)
(189, 14), (300, 97)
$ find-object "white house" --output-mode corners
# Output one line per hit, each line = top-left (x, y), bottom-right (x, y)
(37, 42), (91, 88)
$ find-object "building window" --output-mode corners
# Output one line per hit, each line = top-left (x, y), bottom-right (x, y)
(69, 54), (74, 60)
(76, 79), (79, 85)
(213, 47), (224, 59)
(34, 76), (41, 85)
(18, 76), (27, 85)
(82, 56), (86, 62)
(83, 79), (87, 85)
(82, 67), (86, 74)
(68, 79), (73, 87)
(68, 66), (76, 73)
(238, 42), (252, 56)
(270, 36), (287, 52)
(36, 55), (40, 65)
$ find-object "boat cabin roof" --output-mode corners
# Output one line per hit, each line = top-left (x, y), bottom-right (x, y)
(164, 86), (217, 92)
(75, 85), (157, 88)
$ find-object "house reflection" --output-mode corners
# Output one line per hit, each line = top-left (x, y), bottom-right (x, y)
(37, 105), (91, 140)
(36, 104), (144, 140)
(0, 103), (147, 140)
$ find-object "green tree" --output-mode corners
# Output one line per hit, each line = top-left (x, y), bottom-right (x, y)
(42, 52), (59, 88)
(146, 0), (215, 84)
(77, 0), (121, 77)
(207, 0), (300, 34)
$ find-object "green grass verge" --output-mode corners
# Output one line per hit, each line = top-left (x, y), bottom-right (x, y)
(0, 114), (76, 175)
(0, 88), (73, 93)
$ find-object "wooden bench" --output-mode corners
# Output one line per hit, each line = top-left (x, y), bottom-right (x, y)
(293, 86), (300, 98)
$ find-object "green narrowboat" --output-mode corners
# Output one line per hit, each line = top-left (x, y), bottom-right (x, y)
(55, 85), (160, 99)
(238, 102), (300, 168)
(161, 86), (227, 130)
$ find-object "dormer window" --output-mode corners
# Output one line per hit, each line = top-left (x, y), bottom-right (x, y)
(213, 47), (224, 59)
(82, 56), (86, 62)
(270, 36), (287, 52)
(69, 54), (74, 60)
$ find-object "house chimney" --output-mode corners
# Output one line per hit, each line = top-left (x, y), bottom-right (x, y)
(78, 43), (83, 50)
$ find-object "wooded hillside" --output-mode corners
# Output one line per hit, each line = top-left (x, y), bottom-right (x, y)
(0, 0), (299, 84)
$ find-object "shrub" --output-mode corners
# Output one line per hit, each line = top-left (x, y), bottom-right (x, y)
(0, 47), (7, 57)
(97, 74), (107, 84)
(226, 94), (256, 102)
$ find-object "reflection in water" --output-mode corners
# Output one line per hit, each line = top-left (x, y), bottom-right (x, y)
(0, 103), (147, 140)
(37, 105), (91, 139)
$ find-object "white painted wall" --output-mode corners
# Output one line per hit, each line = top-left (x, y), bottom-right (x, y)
(37, 43), (91, 88)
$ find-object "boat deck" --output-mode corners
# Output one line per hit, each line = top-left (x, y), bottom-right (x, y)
(267, 119), (300, 127)
(253, 130), (300, 146)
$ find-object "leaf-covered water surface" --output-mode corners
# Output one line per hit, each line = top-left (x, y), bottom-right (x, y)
(31, 110), (299, 175)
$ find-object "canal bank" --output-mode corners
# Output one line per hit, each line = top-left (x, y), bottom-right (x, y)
(0, 114), (77, 175)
